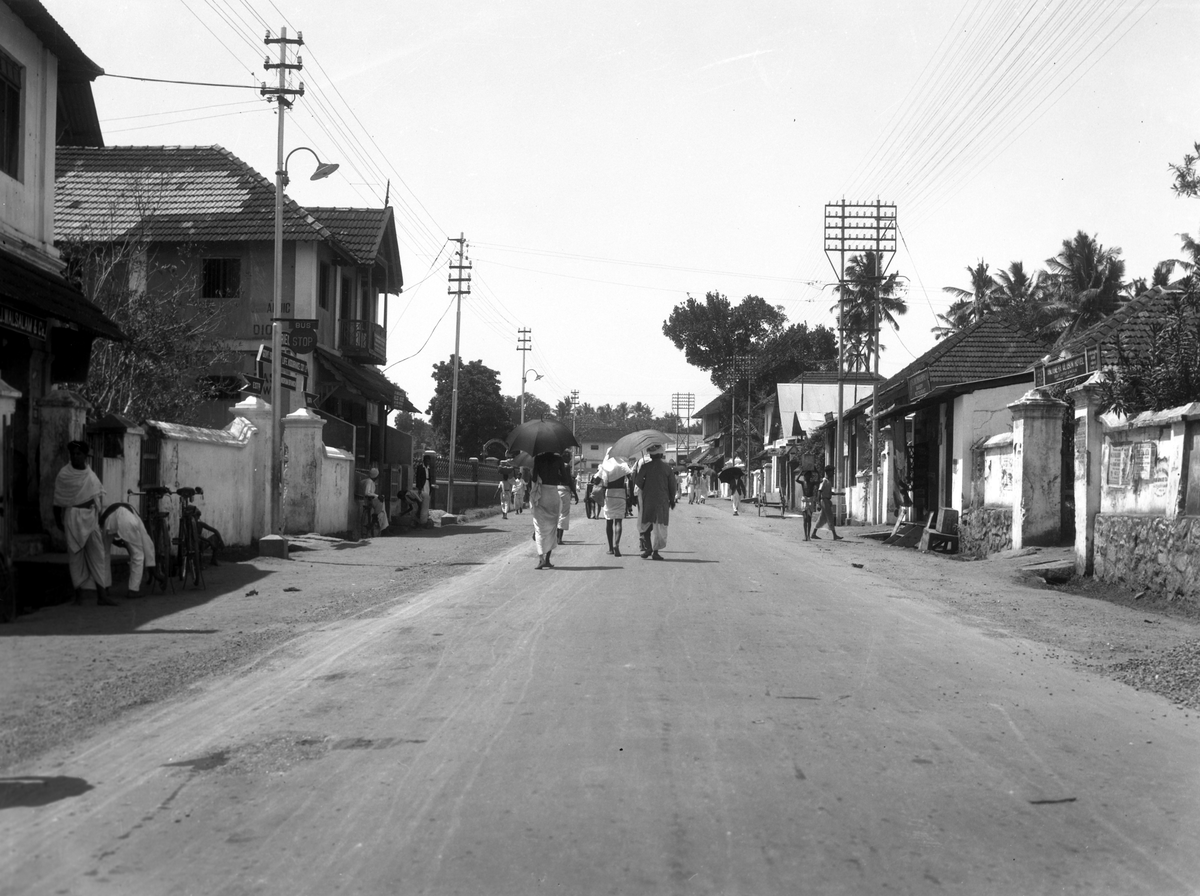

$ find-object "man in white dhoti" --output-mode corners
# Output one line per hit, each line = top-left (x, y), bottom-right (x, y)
(555, 452), (579, 545)
(53, 440), (115, 606)
(360, 466), (389, 532)
(101, 502), (161, 597)
(530, 451), (571, 569)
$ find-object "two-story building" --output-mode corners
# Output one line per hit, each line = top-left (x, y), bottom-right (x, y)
(53, 144), (416, 478)
(1, 0), (122, 576)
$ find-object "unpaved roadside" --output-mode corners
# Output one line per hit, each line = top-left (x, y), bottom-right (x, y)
(0, 510), (530, 772)
(3, 510), (1198, 775)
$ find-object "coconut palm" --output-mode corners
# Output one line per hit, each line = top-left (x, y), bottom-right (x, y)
(833, 250), (905, 372)
(942, 260), (996, 325)
(1042, 231), (1126, 343)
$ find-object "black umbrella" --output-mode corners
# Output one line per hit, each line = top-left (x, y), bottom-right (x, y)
(717, 463), (744, 485)
(501, 450), (535, 468)
(506, 419), (580, 457)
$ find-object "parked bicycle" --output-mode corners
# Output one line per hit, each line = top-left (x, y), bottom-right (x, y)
(358, 495), (381, 540)
(174, 487), (205, 589)
(128, 486), (174, 594)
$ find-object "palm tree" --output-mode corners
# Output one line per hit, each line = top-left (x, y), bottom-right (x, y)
(1042, 231), (1126, 342)
(833, 250), (905, 372)
(941, 260), (996, 328)
(931, 298), (975, 341)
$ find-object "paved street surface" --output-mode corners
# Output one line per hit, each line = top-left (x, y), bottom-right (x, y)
(2, 503), (1199, 895)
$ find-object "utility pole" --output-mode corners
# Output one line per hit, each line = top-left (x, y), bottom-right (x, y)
(672, 392), (695, 462)
(570, 390), (579, 435)
(260, 26), (304, 550)
(517, 327), (531, 424)
(730, 355), (751, 462)
(824, 200), (896, 525)
(446, 234), (471, 515)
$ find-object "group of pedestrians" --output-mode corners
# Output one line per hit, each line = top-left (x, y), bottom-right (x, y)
(503, 448), (845, 569)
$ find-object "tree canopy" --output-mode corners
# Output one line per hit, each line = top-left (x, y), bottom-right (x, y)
(662, 292), (788, 387)
(426, 357), (511, 458)
(833, 251), (906, 372)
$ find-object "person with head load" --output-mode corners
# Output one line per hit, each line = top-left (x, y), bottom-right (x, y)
(53, 440), (116, 606)
(598, 447), (632, 556)
(634, 444), (677, 561)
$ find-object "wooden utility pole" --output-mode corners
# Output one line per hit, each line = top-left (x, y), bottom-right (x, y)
(446, 234), (471, 515)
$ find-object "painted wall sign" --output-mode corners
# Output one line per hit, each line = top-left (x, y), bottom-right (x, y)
(0, 302), (47, 340)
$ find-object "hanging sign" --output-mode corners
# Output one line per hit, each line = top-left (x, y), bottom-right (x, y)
(285, 319), (318, 355)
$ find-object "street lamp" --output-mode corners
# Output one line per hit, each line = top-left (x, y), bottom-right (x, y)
(262, 144), (338, 556)
(519, 368), (543, 425)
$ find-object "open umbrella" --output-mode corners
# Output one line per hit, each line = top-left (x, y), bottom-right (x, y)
(502, 450), (535, 468)
(610, 429), (669, 462)
(717, 458), (745, 485)
(506, 419), (580, 457)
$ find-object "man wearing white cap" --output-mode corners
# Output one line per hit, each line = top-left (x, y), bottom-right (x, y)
(634, 443), (677, 560)
(360, 466), (389, 532)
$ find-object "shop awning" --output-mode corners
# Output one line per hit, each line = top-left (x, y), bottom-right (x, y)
(314, 346), (417, 411)
(1, 249), (123, 341)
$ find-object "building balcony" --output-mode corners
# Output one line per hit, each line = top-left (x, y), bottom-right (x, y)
(339, 319), (386, 365)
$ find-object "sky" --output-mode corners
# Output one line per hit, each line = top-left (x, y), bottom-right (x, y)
(46, 0), (1200, 425)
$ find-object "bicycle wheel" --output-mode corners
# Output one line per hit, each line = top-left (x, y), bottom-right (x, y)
(153, 517), (173, 592)
(181, 518), (204, 588)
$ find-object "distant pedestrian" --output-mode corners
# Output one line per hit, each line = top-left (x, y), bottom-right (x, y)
(497, 467), (512, 519)
(811, 464), (844, 541)
(598, 448), (632, 556)
(634, 444), (677, 560)
(797, 469), (818, 541)
(722, 459), (746, 516)
(512, 469), (526, 514)
(415, 452), (436, 525)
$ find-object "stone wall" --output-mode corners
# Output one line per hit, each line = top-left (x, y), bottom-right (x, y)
(960, 506), (1013, 558)
(1093, 514), (1200, 608)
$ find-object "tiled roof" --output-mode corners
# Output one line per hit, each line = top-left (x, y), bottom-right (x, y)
(306, 208), (390, 264)
(878, 316), (1046, 406)
(1045, 289), (1200, 366)
(55, 146), (340, 246)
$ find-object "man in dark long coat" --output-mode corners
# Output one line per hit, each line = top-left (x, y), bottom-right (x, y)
(634, 444), (677, 560)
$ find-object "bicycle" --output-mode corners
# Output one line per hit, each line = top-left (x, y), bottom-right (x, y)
(358, 495), (381, 540)
(128, 487), (174, 594)
(174, 487), (205, 589)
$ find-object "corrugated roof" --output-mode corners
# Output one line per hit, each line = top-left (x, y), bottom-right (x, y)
(55, 145), (342, 247)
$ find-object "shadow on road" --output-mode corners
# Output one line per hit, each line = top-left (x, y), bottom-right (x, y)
(0, 776), (93, 809)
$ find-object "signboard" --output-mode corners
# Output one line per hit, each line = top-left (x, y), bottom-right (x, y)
(908, 369), (932, 401)
(0, 302), (47, 340)
(286, 319), (318, 355)
(303, 391), (319, 409)
(1036, 346), (1101, 387)
(255, 344), (305, 393)
(240, 374), (266, 397)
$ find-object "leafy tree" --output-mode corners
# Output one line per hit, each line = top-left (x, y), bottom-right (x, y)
(1097, 291), (1200, 415)
(662, 291), (788, 387)
(59, 238), (234, 422)
(504, 392), (551, 427)
(393, 411), (435, 452)
(426, 357), (510, 458)
(833, 251), (906, 371)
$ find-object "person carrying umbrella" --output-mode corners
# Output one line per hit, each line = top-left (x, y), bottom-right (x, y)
(719, 458), (746, 516)
(529, 451), (571, 568)
(634, 443), (676, 560)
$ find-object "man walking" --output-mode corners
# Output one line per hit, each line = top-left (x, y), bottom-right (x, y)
(634, 444), (677, 560)
(811, 464), (844, 541)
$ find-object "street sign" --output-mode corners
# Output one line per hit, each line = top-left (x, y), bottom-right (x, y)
(303, 391), (319, 409)
(241, 374), (266, 397)
(257, 344), (309, 377)
(286, 319), (318, 355)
